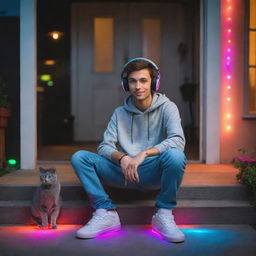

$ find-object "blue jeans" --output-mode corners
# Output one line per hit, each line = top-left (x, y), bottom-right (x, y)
(71, 148), (186, 210)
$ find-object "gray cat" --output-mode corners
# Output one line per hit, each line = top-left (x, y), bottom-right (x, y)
(31, 167), (62, 229)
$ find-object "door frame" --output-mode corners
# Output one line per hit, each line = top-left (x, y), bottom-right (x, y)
(19, 0), (221, 169)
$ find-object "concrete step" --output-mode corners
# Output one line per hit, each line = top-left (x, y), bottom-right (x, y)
(0, 200), (255, 225)
(0, 184), (250, 201)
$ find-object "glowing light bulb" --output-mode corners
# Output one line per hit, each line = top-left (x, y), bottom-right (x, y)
(226, 125), (231, 131)
(227, 97), (231, 102)
(227, 75), (231, 79)
(228, 17), (232, 21)
(227, 56), (231, 60)
(228, 6), (232, 10)
(228, 40), (231, 43)
(227, 48), (231, 52)
(52, 33), (59, 40)
(226, 114), (231, 118)
(228, 29), (231, 33)
(227, 85), (231, 90)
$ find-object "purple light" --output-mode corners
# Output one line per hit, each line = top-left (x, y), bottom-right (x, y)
(227, 48), (231, 52)
(226, 56), (231, 60)
(227, 75), (231, 79)
(95, 230), (124, 240)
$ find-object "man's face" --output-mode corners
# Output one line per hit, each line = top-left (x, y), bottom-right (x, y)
(128, 69), (152, 102)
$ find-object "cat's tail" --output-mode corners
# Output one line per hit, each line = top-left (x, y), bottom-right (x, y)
(31, 214), (42, 226)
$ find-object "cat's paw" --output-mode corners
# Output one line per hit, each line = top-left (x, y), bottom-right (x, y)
(51, 224), (57, 229)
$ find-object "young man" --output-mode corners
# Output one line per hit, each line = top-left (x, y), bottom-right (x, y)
(71, 57), (186, 243)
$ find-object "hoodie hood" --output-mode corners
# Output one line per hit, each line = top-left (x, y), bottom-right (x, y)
(123, 92), (169, 114)
(123, 92), (170, 143)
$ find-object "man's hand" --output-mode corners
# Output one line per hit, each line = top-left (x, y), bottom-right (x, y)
(120, 151), (147, 185)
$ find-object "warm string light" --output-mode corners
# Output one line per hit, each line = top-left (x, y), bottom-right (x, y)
(223, 0), (233, 132)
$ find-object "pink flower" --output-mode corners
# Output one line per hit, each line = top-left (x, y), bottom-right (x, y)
(237, 157), (256, 163)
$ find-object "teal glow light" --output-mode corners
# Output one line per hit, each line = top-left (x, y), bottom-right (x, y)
(8, 159), (17, 165)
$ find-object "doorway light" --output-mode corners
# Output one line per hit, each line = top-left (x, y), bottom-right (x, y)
(48, 31), (64, 41)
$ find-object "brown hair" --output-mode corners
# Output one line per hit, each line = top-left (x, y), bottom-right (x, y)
(122, 59), (155, 79)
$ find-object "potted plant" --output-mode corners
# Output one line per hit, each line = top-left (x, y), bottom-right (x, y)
(0, 76), (11, 127)
(234, 148), (256, 205)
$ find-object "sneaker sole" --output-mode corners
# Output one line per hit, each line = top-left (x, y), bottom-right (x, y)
(152, 227), (185, 243)
(76, 224), (121, 239)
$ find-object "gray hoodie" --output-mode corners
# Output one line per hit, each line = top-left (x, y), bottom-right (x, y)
(97, 92), (185, 159)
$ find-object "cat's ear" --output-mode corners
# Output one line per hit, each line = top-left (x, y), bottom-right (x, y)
(49, 168), (56, 173)
(39, 167), (46, 173)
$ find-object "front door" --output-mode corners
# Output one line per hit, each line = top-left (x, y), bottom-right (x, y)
(71, 2), (195, 146)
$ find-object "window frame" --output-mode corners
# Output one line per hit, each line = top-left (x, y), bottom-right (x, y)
(244, 0), (256, 119)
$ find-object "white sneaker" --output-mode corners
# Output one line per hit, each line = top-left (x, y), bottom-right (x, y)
(152, 208), (185, 243)
(76, 209), (121, 238)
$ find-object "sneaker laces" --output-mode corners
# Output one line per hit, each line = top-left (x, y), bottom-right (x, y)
(87, 211), (106, 226)
(158, 213), (178, 229)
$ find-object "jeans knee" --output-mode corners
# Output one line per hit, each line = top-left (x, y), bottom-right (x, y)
(160, 148), (187, 170)
(71, 150), (89, 166)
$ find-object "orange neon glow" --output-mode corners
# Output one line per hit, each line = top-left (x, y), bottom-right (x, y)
(226, 114), (231, 118)
(227, 85), (231, 90)
(227, 97), (231, 102)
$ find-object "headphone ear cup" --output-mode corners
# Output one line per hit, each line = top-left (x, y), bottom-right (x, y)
(151, 76), (157, 91)
(122, 78), (129, 91)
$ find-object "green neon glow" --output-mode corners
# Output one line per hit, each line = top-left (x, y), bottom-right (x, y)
(40, 74), (51, 82)
(8, 159), (17, 165)
(47, 80), (54, 86)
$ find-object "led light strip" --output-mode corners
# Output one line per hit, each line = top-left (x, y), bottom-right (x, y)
(223, 0), (233, 131)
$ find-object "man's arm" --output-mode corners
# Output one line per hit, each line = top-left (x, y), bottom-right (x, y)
(111, 147), (160, 163)
(154, 102), (185, 153)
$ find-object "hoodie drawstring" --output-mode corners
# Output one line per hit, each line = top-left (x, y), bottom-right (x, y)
(147, 112), (150, 141)
(131, 113), (134, 144)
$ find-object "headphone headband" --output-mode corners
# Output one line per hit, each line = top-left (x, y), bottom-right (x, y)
(121, 57), (161, 92)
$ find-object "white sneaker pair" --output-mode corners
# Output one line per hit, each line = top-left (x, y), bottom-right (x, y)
(76, 208), (184, 243)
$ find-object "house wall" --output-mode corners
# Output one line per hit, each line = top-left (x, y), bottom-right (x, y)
(220, 0), (256, 163)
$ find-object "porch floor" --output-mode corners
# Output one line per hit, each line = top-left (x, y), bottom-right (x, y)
(0, 224), (256, 256)
(0, 164), (239, 186)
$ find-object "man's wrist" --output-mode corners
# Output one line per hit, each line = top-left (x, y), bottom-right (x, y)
(118, 153), (128, 164)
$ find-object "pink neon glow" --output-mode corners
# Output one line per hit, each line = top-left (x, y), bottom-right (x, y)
(95, 230), (124, 240)
(221, 0), (234, 132)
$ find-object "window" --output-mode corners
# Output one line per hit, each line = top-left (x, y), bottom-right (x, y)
(94, 18), (114, 72)
(245, 0), (256, 117)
